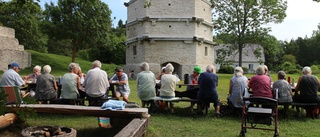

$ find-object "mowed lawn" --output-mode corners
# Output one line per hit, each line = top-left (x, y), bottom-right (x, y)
(1, 51), (320, 136)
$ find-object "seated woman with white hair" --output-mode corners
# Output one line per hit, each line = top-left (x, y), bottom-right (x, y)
(159, 63), (179, 113)
(35, 65), (58, 104)
(228, 67), (248, 108)
(293, 66), (320, 114)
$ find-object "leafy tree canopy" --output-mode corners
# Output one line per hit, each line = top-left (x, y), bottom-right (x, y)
(212, 0), (287, 67)
(0, 0), (47, 52)
(42, 0), (112, 62)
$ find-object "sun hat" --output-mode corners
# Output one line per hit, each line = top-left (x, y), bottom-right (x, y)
(193, 66), (202, 74)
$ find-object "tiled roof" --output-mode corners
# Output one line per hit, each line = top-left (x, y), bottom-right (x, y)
(214, 44), (265, 63)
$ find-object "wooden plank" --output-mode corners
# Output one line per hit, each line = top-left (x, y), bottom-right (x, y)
(115, 115), (150, 137)
(6, 104), (148, 118)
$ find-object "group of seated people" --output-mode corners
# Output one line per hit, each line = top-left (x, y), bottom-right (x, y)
(137, 62), (221, 116)
(228, 65), (320, 118)
(0, 61), (131, 106)
(1, 61), (319, 117)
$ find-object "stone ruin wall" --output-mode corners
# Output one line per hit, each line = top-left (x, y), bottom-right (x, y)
(0, 26), (31, 71)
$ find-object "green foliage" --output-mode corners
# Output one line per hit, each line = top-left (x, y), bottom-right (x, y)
(281, 62), (294, 72)
(77, 50), (90, 60)
(281, 54), (297, 65)
(42, 0), (112, 62)
(0, 0), (47, 52)
(218, 66), (234, 74)
(212, 0), (287, 66)
(0, 91), (9, 115)
(0, 91), (36, 122)
(15, 106), (37, 121)
(214, 46), (233, 66)
(287, 69), (300, 74)
(311, 65), (320, 74)
(89, 26), (126, 64)
(242, 67), (249, 74)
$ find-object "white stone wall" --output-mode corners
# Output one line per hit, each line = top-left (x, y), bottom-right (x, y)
(145, 0), (195, 18)
(125, 0), (214, 79)
(195, 0), (212, 22)
(127, 0), (147, 22)
(0, 26), (15, 38)
(0, 26), (31, 71)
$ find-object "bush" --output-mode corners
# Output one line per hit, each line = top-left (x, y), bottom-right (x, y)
(287, 69), (300, 74)
(77, 50), (89, 60)
(218, 66), (234, 74)
(242, 67), (249, 74)
(311, 65), (320, 74)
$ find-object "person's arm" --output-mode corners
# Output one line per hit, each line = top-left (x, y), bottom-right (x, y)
(76, 76), (82, 92)
(119, 74), (128, 85)
(53, 80), (58, 91)
(294, 76), (303, 94)
(229, 80), (233, 95)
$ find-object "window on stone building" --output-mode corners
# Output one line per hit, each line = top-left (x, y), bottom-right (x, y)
(205, 47), (208, 56)
(133, 45), (137, 55)
(249, 64), (253, 70)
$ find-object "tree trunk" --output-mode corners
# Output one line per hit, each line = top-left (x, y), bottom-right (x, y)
(238, 43), (243, 67)
(0, 113), (18, 129)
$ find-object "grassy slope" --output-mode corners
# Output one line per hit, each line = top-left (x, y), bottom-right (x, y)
(1, 51), (320, 137)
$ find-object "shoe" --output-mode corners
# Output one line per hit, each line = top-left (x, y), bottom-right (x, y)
(215, 113), (221, 118)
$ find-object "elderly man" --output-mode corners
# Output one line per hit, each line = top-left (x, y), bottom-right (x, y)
(197, 65), (220, 117)
(136, 62), (156, 108)
(0, 62), (26, 87)
(109, 66), (130, 102)
(83, 60), (110, 106)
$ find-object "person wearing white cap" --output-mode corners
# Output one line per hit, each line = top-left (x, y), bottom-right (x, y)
(0, 62), (26, 87)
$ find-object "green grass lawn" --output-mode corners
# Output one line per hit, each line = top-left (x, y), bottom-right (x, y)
(1, 51), (320, 137)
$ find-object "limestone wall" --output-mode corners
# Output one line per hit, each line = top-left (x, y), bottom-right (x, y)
(125, 0), (214, 79)
(0, 26), (31, 71)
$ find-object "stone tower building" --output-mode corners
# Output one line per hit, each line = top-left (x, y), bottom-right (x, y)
(0, 26), (31, 71)
(124, 0), (215, 78)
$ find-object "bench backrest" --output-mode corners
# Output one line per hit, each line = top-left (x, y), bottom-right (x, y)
(0, 86), (22, 105)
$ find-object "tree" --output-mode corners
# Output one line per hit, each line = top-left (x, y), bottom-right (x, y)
(89, 19), (126, 64)
(0, 0), (47, 52)
(281, 54), (297, 65)
(212, 0), (287, 67)
(42, 0), (112, 62)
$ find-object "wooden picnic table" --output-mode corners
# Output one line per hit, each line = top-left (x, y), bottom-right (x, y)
(6, 104), (150, 137)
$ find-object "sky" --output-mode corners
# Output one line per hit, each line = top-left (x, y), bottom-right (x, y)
(39, 0), (320, 41)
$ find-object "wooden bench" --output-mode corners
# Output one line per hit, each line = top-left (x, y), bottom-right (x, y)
(291, 102), (319, 119)
(6, 104), (149, 137)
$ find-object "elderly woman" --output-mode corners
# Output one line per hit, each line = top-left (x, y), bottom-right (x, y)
(294, 66), (320, 103)
(228, 67), (248, 108)
(60, 63), (82, 101)
(248, 65), (273, 98)
(197, 65), (220, 116)
(136, 62), (156, 108)
(23, 65), (41, 83)
(272, 71), (293, 116)
(35, 65), (58, 104)
(160, 63), (179, 113)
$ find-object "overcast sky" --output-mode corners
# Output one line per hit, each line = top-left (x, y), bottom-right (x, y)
(40, 0), (320, 41)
